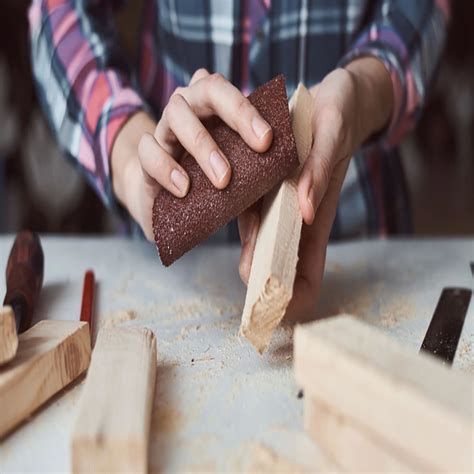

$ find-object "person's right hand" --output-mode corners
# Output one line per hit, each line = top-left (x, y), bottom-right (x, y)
(111, 69), (273, 240)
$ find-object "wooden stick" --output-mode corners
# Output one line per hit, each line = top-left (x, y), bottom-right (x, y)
(72, 326), (157, 474)
(80, 270), (95, 344)
(0, 306), (18, 366)
(294, 315), (474, 472)
(240, 84), (313, 353)
(0, 320), (91, 438)
(304, 395), (421, 472)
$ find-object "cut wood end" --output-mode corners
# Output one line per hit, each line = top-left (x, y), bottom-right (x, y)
(240, 276), (292, 354)
(0, 306), (18, 366)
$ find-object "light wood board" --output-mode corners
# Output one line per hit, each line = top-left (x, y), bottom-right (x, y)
(72, 326), (157, 474)
(240, 83), (313, 353)
(305, 394), (422, 472)
(0, 320), (91, 438)
(294, 315), (474, 472)
(0, 306), (17, 366)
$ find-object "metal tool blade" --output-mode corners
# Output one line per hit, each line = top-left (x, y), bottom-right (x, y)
(420, 287), (472, 364)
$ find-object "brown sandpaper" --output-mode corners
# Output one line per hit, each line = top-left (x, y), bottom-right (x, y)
(152, 75), (299, 266)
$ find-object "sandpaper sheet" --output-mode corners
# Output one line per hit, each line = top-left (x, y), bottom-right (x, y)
(153, 75), (299, 266)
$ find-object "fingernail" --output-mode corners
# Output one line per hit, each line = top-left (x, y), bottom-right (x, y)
(209, 150), (229, 183)
(252, 117), (271, 140)
(171, 169), (189, 195)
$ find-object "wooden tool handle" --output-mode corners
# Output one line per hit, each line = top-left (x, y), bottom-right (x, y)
(3, 231), (44, 333)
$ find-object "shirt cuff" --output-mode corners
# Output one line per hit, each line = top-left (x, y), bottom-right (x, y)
(96, 87), (144, 222)
(339, 35), (409, 149)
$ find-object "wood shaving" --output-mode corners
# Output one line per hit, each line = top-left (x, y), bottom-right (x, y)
(101, 309), (137, 328)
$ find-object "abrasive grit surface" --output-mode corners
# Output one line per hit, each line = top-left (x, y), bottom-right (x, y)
(153, 74), (299, 267)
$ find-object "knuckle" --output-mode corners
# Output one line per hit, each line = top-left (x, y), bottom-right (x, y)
(317, 156), (332, 187)
(172, 86), (186, 97)
(138, 133), (152, 157)
(193, 126), (211, 149)
(193, 68), (209, 79)
(208, 72), (225, 87)
(235, 96), (252, 119)
(166, 94), (185, 122)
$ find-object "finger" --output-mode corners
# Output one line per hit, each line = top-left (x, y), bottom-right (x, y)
(165, 93), (231, 189)
(287, 159), (349, 320)
(238, 214), (260, 285)
(183, 73), (273, 153)
(138, 132), (190, 197)
(238, 202), (261, 284)
(298, 108), (343, 224)
(189, 68), (210, 85)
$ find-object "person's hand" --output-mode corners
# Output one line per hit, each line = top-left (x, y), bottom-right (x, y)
(238, 57), (393, 319)
(111, 69), (273, 240)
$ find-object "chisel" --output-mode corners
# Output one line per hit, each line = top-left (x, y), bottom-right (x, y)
(0, 231), (44, 365)
(420, 265), (473, 364)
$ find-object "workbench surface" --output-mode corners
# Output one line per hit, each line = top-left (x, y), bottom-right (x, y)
(0, 236), (473, 472)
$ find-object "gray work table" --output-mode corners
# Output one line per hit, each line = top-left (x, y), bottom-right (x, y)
(0, 236), (473, 472)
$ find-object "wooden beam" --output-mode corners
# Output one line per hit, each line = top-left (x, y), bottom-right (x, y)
(72, 326), (157, 474)
(0, 320), (91, 438)
(304, 395), (421, 472)
(0, 306), (18, 366)
(240, 84), (313, 354)
(294, 315), (474, 472)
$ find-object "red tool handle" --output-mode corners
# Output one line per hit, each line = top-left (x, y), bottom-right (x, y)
(3, 231), (44, 333)
(80, 270), (95, 335)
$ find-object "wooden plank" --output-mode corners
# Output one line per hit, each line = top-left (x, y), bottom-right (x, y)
(240, 84), (313, 354)
(294, 315), (474, 472)
(72, 326), (157, 474)
(305, 395), (420, 472)
(0, 320), (91, 438)
(0, 306), (18, 365)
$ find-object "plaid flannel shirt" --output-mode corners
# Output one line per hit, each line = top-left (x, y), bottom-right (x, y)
(29, 0), (449, 238)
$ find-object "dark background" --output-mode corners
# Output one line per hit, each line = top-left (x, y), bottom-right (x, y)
(1, 1), (473, 236)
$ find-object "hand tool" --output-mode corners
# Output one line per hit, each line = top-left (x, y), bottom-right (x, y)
(0, 231), (44, 365)
(420, 265), (473, 364)
(80, 269), (95, 344)
(3, 230), (44, 333)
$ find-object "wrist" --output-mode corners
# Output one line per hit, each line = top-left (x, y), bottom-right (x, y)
(111, 111), (156, 210)
(345, 57), (393, 143)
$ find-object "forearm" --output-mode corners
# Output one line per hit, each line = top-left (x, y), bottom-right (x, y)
(345, 57), (393, 146)
(340, 0), (450, 146)
(29, 0), (143, 210)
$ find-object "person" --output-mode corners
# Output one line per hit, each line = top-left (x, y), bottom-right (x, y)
(28, 0), (449, 318)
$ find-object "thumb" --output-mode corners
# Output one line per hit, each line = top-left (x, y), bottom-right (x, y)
(298, 119), (340, 225)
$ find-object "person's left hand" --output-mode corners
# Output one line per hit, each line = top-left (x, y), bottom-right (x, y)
(238, 57), (393, 319)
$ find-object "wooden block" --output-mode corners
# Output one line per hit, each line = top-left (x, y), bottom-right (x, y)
(0, 306), (18, 365)
(305, 395), (420, 472)
(240, 84), (313, 354)
(72, 326), (157, 474)
(294, 315), (474, 472)
(0, 320), (91, 438)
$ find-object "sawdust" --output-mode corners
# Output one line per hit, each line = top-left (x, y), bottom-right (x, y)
(457, 340), (474, 373)
(378, 297), (416, 328)
(101, 309), (137, 328)
(458, 340), (472, 359)
(152, 405), (187, 433)
(332, 283), (383, 317)
(144, 296), (243, 326)
(245, 443), (310, 473)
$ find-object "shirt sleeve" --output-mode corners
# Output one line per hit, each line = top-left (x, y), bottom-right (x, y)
(28, 0), (144, 212)
(340, 0), (450, 148)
